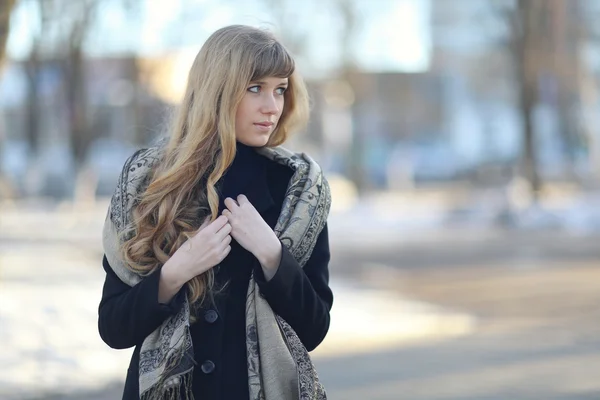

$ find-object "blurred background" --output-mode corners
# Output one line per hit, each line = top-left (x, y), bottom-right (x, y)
(1, 0), (600, 399)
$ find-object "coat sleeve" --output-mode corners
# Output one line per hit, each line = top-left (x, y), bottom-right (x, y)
(98, 255), (186, 349)
(254, 223), (334, 352)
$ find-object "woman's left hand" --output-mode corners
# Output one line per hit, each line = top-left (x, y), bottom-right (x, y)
(222, 195), (282, 273)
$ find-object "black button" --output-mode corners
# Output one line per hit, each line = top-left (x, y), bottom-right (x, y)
(204, 310), (218, 324)
(201, 360), (215, 374)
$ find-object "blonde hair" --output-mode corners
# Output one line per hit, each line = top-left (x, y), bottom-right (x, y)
(121, 25), (309, 306)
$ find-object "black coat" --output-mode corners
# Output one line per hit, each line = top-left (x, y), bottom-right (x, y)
(98, 143), (334, 400)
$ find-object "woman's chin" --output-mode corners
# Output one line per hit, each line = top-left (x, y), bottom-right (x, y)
(239, 134), (270, 148)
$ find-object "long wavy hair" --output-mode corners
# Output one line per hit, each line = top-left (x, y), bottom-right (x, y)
(120, 25), (309, 306)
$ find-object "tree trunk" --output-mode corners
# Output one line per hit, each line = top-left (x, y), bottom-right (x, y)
(336, 0), (366, 193)
(65, 47), (89, 167)
(130, 57), (145, 146)
(551, 0), (581, 181)
(25, 50), (41, 157)
(516, 0), (542, 202)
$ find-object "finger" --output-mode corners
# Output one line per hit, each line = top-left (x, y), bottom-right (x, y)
(237, 194), (249, 205)
(224, 197), (240, 211)
(216, 222), (232, 241)
(191, 216), (212, 238)
(206, 214), (228, 233)
(220, 245), (232, 260)
(199, 215), (211, 229)
(222, 210), (233, 224)
(222, 234), (232, 246)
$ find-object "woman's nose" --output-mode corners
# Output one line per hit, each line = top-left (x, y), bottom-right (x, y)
(260, 94), (279, 115)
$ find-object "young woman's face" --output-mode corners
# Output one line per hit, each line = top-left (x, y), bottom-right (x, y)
(235, 76), (288, 147)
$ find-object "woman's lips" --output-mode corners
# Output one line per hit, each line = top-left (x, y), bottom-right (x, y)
(254, 122), (274, 131)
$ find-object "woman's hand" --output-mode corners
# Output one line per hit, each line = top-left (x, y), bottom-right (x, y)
(162, 215), (232, 288)
(222, 195), (282, 278)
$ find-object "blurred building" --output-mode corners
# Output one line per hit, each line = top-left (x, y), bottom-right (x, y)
(0, 56), (170, 197)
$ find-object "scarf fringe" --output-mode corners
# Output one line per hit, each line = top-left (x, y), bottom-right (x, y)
(140, 370), (194, 400)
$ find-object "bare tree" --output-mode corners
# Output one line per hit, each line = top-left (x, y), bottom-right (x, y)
(23, 0), (138, 174)
(1, 0), (147, 199)
(513, 0), (543, 200)
(479, 0), (555, 201)
(61, 0), (102, 167)
(485, 0), (592, 197)
(23, 0), (54, 159)
(332, 0), (366, 192)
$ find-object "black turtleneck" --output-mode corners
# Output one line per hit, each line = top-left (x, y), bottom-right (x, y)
(216, 141), (270, 215)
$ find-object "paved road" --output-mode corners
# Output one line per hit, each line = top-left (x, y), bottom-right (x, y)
(323, 229), (600, 400)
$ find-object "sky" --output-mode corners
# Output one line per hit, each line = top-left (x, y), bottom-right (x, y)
(6, 0), (432, 77)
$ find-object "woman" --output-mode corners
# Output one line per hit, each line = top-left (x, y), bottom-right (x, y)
(98, 25), (333, 400)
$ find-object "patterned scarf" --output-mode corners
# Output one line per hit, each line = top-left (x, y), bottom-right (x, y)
(102, 144), (331, 400)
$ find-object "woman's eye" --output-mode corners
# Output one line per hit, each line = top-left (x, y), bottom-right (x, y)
(276, 87), (287, 95)
(248, 86), (260, 93)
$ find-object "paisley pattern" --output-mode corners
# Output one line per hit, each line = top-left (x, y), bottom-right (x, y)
(276, 316), (326, 399)
(103, 143), (331, 400)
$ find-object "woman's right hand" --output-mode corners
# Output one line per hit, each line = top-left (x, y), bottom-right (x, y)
(162, 215), (232, 287)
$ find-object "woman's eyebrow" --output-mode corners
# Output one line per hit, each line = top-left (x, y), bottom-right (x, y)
(251, 80), (289, 86)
